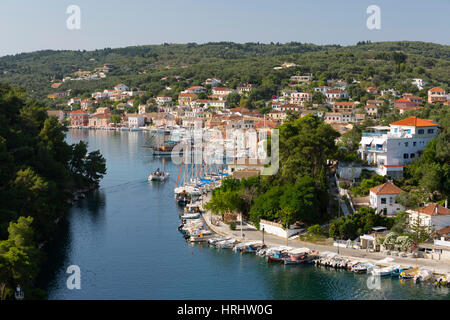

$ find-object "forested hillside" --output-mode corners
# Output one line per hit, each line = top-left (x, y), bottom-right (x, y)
(1, 41), (449, 103)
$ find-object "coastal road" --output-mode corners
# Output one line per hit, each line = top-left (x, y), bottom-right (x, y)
(201, 210), (450, 274)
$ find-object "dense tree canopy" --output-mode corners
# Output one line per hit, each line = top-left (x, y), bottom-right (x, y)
(0, 83), (106, 299)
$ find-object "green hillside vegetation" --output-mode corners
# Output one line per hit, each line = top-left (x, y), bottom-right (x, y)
(1, 41), (449, 106)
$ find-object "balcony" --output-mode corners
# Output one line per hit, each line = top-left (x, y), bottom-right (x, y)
(362, 132), (385, 137)
(366, 147), (386, 152)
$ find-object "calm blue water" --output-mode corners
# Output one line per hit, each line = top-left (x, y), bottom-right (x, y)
(40, 129), (450, 300)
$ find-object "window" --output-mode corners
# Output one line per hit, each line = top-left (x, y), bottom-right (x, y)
(405, 142), (408, 147)
(389, 197), (393, 205)
(428, 129), (434, 134)
(413, 142), (417, 146)
(407, 129), (411, 134)
(418, 129), (424, 134)
(394, 128), (398, 133)
(410, 153), (415, 158)
(404, 153), (409, 159)
(381, 198), (386, 204)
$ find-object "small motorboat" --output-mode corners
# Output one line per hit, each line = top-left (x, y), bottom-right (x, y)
(148, 168), (169, 181)
(215, 239), (238, 249)
(189, 229), (213, 242)
(180, 212), (201, 220)
(351, 263), (368, 274)
(371, 266), (395, 277)
(208, 236), (230, 245)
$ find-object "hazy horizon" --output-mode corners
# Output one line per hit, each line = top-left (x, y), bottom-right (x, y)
(1, 0), (449, 57)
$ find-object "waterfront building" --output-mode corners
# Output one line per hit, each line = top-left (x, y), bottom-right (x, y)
(128, 114), (145, 128)
(70, 110), (89, 126)
(369, 182), (404, 216)
(359, 117), (440, 177)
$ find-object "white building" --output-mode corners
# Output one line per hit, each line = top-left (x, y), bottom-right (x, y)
(325, 89), (348, 103)
(369, 182), (404, 216)
(290, 92), (312, 106)
(212, 87), (234, 96)
(128, 114), (145, 128)
(411, 78), (426, 90)
(114, 83), (129, 92)
(204, 78), (221, 87)
(156, 96), (172, 105)
(359, 117), (440, 178)
(408, 204), (450, 231)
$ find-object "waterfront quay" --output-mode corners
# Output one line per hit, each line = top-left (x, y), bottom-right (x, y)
(199, 193), (450, 276)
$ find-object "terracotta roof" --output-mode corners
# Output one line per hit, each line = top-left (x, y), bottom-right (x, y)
(417, 203), (450, 216)
(254, 120), (277, 128)
(389, 116), (438, 127)
(428, 87), (445, 92)
(71, 110), (87, 114)
(436, 226), (450, 235)
(334, 102), (354, 106)
(370, 182), (403, 195)
(395, 98), (415, 103)
(231, 107), (250, 112)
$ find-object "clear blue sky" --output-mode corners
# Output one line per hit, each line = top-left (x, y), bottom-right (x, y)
(0, 0), (449, 56)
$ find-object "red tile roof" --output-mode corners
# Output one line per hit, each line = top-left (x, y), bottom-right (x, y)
(428, 87), (445, 92)
(390, 116), (438, 127)
(436, 226), (450, 235)
(417, 203), (450, 216)
(370, 182), (403, 195)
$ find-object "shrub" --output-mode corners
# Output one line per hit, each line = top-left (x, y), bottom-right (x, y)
(307, 224), (325, 236)
(229, 222), (236, 231)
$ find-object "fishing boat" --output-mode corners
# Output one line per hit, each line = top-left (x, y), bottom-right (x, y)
(391, 266), (411, 278)
(399, 267), (419, 279)
(174, 185), (202, 204)
(265, 247), (291, 263)
(148, 168), (170, 181)
(284, 248), (311, 265)
(351, 263), (368, 274)
(189, 229), (213, 242)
